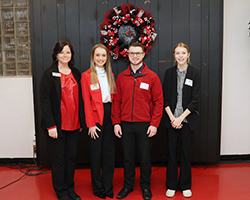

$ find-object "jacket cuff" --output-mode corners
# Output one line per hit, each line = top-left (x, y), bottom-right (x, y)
(47, 126), (57, 131)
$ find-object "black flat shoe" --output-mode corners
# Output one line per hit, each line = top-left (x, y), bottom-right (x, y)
(116, 188), (133, 199)
(142, 189), (152, 200)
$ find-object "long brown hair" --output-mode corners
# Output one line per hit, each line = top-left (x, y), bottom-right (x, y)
(90, 44), (116, 93)
(173, 42), (191, 65)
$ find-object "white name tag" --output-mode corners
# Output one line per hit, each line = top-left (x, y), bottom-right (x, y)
(185, 78), (193, 87)
(52, 72), (61, 77)
(90, 84), (99, 90)
(140, 82), (149, 90)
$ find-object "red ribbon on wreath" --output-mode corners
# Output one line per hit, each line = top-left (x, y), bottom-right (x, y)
(100, 3), (157, 60)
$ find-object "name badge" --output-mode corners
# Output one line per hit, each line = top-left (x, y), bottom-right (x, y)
(140, 82), (149, 90)
(185, 78), (193, 87)
(90, 84), (99, 90)
(52, 72), (61, 77)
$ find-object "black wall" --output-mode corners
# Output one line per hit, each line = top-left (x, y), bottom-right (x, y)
(30, 0), (223, 165)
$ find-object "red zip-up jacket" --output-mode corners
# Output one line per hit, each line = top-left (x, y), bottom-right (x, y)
(111, 63), (163, 127)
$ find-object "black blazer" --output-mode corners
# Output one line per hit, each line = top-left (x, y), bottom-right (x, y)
(39, 64), (85, 133)
(163, 65), (200, 131)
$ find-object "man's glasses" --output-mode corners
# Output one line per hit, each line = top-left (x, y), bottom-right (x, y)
(128, 52), (144, 56)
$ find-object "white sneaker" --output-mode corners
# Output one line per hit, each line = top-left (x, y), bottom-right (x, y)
(166, 189), (175, 197)
(183, 189), (192, 198)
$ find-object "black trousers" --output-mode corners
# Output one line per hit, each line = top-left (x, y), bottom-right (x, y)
(121, 121), (152, 190)
(166, 123), (192, 191)
(48, 129), (79, 198)
(89, 103), (115, 196)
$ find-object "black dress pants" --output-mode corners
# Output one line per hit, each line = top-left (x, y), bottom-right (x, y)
(166, 123), (192, 191)
(48, 129), (79, 198)
(89, 103), (115, 196)
(121, 121), (152, 190)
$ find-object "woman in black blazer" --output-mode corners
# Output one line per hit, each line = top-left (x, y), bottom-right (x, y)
(40, 40), (84, 200)
(163, 43), (200, 198)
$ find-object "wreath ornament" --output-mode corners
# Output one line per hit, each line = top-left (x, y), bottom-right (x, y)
(100, 4), (157, 60)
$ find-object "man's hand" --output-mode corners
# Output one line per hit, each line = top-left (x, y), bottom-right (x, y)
(147, 125), (157, 137)
(114, 124), (122, 138)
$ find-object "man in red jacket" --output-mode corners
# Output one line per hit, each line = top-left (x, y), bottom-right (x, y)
(112, 42), (163, 200)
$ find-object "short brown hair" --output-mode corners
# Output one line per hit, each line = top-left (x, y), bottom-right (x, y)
(52, 40), (75, 68)
(128, 42), (145, 52)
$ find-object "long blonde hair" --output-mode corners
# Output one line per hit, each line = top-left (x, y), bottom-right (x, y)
(90, 44), (116, 93)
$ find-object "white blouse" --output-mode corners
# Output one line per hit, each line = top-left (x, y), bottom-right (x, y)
(96, 66), (111, 103)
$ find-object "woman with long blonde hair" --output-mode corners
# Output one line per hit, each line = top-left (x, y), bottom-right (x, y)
(81, 44), (116, 199)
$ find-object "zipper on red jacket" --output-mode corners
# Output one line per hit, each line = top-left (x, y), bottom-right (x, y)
(148, 103), (152, 118)
(131, 77), (136, 122)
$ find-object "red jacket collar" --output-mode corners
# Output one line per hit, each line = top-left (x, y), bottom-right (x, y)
(124, 62), (149, 76)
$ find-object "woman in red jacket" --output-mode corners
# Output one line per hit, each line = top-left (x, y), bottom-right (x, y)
(81, 44), (116, 199)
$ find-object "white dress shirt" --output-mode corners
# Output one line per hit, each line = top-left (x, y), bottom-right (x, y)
(96, 66), (111, 103)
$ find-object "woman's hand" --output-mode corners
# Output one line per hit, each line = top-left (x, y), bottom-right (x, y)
(48, 127), (58, 139)
(171, 117), (183, 129)
(88, 126), (101, 140)
(165, 106), (182, 129)
(171, 109), (191, 129)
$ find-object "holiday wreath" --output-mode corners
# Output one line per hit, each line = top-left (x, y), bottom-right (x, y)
(100, 3), (157, 60)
